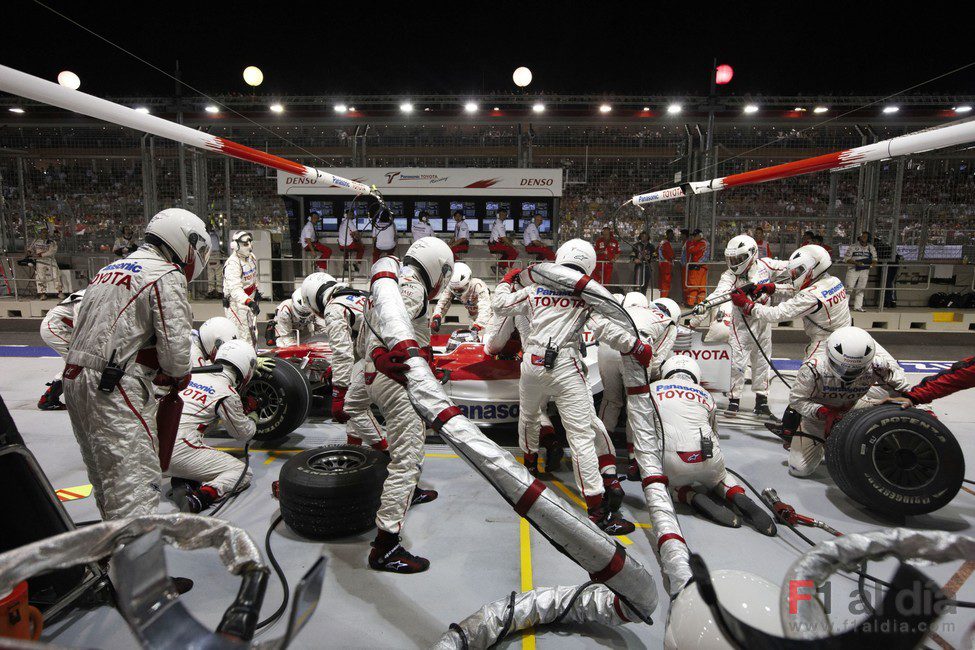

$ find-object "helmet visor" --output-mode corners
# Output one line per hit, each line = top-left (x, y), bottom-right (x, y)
(828, 355), (866, 382)
(726, 252), (751, 270)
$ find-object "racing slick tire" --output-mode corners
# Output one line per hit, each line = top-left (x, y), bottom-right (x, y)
(826, 405), (964, 516)
(279, 445), (389, 539)
(243, 358), (311, 441)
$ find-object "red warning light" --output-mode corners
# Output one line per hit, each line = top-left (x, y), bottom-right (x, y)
(715, 64), (734, 85)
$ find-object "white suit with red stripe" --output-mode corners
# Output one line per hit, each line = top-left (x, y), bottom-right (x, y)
(651, 376), (742, 504)
(322, 292), (387, 451)
(273, 298), (319, 347)
(63, 245), (192, 520)
(748, 272), (851, 359)
(492, 272), (637, 508)
(223, 251), (259, 345)
(168, 369), (255, 496)
(702, 257), (789, 399)
(433, 277), (493, 332)
(40, 299), (77, 380)
(361, 264), (431, 534)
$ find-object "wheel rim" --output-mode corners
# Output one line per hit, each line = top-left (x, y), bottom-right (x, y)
(246, 379), (281, 425)
(307, 449), (367, 473)
(871, 428), (939, 490)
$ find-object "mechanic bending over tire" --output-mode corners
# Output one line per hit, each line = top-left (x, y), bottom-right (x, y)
(271, 288), (323, 347)
(63, 207), (210, 521)
(167, 339), (265, 513)
(301, 271), (388, 453)
(37, 289), (85, 411)
(359, 235), (454, 573)
(882, 355), (975, 408)
(691, 234), (790, 419)
(492, 239), (655, 536)
(430, 262), (492, 339)
(598, 297), (679, 482)
(480, 309), (561, 476)
(223, 230), (261, 346)
(653, 356), (775, 535)
(784, 326), (911, 477)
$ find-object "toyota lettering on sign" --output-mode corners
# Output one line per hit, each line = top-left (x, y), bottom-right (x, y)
(278, 167), (563, 197)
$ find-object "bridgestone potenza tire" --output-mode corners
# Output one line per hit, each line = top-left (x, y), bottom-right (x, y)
(243, 358), (311, 441)
(279, 445), (389, 540)
(826, 405), (964, 516)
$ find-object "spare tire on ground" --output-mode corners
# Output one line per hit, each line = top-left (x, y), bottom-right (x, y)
(243, 358), (311, 441)
(279, 445), (389, 540)
(826, 404), (964, 516)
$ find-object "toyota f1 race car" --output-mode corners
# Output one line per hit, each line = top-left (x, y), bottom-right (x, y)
(251, 326), (732, 436)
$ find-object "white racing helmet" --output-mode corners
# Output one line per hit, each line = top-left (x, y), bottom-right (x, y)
(291, 288), (310, 316)
(660, 355), (701, 384)
(612, 293), (625, 304)
(199, 316), (239, 362)
(787, 244), (831, 290)
(664, 570), (782, 649)
(449, 262), (472, 295)
(555, 239), (597, 275)
(725, 234), (758, 276)
(404, 236), (454, 299)
(232, 231), (254, 256)
(300, 272), (339, 316)
(653, 297), (681, 327)
(215, 339), (258, 387)
(622, 291), (649, 309)
(826, 326), (876, 382)
(62, 289), (86, 305)
(145, 208), (211, 281)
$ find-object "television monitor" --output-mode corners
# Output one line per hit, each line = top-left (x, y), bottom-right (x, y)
(320, 217), (339, 232)
(522, 201), (550, 218)
(414, 201), (441, 218)
(449, 201), (477, 218)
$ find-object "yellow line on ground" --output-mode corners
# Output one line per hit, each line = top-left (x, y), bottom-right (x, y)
(519, 517), (536, 649)
(548, 478), (633, 546)
(263, 452), (279, 465)
(424, 452), (459, 459)
(633, 522), (652, 529)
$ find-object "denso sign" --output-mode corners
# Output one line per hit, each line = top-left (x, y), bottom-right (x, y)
(278, 168), (563, 196)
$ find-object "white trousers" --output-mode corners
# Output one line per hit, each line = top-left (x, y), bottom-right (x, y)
(346, 360), (386, 449)
(167, 430), (252, 496)
(845, 268), (869, 310)
(226, 303), (257, 346)
(729, 318), (772, 399)
(35, 260), (62, 295)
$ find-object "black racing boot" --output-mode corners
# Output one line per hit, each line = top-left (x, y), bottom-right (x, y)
(626, 459), (640, 482)
(37, 381), (66, 410)
(523, 452), (540, 477)
(603, 475), (625, 512)
(369, 531), (430, 573)
(184, 485), (219, 514)
(410, 488), (439, 506)
(731, 491), (777, 536)
(754, 395), (779, 422)
(725, 398), (740, 417)
(588, 504), (636, 536)
(689, 492), (741, 528)
(540, 427), (563, 472)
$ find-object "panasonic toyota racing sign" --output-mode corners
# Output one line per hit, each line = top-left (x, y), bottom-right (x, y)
(278, 167), (563, 197)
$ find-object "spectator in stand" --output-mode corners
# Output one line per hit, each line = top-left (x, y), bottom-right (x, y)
(657, 229), (676, 298)
(843, 231), (877, 312)
(800, 230), (815, 247)
(754, 227), (772, 258)
(337, 210), (365, 264)
(594, 226), (620, 286)
(112, 226), (138, 257)
(523, 213), (555, 260)
(882, 356), (975, 407)
(299, 212), (328, 275)
(449, 211), (470, 256)
(631, 230), (655, 293)
(412, 211), (434, 241)
(372, 210), (398, 262)
(681, 229), (709, 307)
(811, 234), (832, 258)
(488, 208), (518, 270)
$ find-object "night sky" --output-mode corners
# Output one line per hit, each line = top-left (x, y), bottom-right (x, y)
(2, 0), (972, 98)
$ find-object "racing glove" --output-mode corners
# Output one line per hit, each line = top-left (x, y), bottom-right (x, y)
(331, 386), (350, 423)
(627, 339), (654, 368)
(153, 373), (191, 390)
(753, 283), (776, 296)
(256, 357), (275, 376)
(690, 302), (709, 316)
(501, 267), (522, 286)
(470, 323), (483, 339)
(730, 289), (755, 315)
(816, 406), (845, 435)
(246, 299), (260, 315)
(243, 395), (260, 414)
(371, 345), (410, 386)
(430, 315), (442, 332)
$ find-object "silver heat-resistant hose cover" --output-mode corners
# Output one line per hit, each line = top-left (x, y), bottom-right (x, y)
(367, 257), (658, 624)
(0, 513), (264, 595)
(432, 584), (632, 650)
(781, 528), (975, 640)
